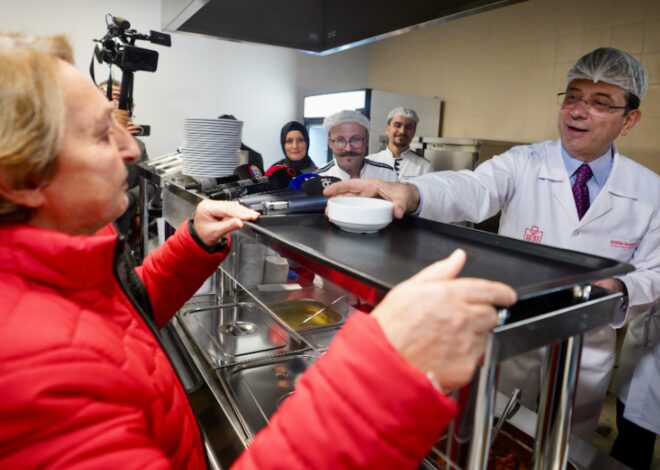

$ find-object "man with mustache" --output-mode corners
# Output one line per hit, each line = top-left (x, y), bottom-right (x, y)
(316, 110), (397, 181)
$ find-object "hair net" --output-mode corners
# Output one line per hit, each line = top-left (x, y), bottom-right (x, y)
(567, 47), (648, 99)
(387, 106), (419, 124)
(323, 110), (370, 133)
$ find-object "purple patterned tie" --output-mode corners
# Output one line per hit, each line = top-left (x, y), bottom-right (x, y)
(572, 164), (593, 220)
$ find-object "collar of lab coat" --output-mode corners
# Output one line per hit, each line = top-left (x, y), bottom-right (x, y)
(540, 140), (637, 226)
(605, 150), (638, 201)
(538, 141), (569, 182)
(540, 140), (637, 200)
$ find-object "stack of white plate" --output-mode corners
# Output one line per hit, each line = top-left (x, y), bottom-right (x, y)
(181, 118), (243, 177)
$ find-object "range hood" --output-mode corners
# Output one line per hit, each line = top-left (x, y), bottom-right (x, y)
(162, 0), (526, 55)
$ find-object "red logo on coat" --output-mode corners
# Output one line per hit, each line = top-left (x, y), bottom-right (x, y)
(609, 240), (638, 249)
(524, 225), (544, 244)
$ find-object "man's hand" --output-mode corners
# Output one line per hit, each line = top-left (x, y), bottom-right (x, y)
(323, 179), (421, 219)
(125, 122), (143, 136)
(192, 200), (259, 247)
(372, 250), (517, 392)
(113, 108), (131, 129)
(112, 109), (143, 136)
(593, 278), (627, 294)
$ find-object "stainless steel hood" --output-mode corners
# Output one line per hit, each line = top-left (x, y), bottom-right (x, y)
(162, 0), (526, 55)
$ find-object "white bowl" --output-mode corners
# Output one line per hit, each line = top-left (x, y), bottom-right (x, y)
(327, 196), (394, 234)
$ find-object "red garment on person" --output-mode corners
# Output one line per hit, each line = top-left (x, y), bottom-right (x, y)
(0, 222), (457, 469)
(0, 221), (222, 469)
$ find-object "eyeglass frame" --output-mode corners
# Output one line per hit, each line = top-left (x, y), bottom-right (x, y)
(557, 92), (628, 115)
(330, 135), (366, 149)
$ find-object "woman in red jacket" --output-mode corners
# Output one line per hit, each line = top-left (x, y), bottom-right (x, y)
(0, 34), (515, 469)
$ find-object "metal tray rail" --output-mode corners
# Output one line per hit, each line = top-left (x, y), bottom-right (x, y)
(244, 214), (632, 301)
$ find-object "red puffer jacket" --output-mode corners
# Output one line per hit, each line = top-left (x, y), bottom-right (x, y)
(0, 222), (458, 469)
(0, 221), (223, 469)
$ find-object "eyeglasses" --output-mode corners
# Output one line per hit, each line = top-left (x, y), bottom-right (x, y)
(557, 92), (627, 115)
(330, 136), (365, 149)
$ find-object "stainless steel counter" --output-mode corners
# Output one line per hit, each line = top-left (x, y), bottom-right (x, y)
(140, 161), (633, 470)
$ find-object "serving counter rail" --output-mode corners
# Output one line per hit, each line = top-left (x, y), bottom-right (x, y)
(139, 163), (632, 469)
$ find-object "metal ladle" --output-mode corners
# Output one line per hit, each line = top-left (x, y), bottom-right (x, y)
(490, 387), (521, 447)
(299, 294), (347, 327)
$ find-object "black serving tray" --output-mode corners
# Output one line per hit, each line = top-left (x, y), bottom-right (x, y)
(244, 214), (632, 301)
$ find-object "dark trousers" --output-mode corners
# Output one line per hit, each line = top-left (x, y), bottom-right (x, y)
(610, 399), (657, 470)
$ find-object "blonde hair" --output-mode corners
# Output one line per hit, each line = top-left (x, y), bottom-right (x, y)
(0, 34), (72, 222)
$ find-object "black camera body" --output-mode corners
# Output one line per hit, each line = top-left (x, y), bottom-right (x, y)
(96, 38), (159, 72)
(94, 15), (170, 72)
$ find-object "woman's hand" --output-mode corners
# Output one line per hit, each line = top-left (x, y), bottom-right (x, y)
(192, 200), (259, 247)
(372, 250), (517, 392)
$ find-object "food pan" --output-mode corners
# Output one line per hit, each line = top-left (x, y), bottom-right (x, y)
(180, 302), (304, 367)
(220, 354), (318, 438)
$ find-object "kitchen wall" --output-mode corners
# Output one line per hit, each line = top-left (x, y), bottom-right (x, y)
(3, 0), (657, 171)
(0, 0), (369, 166)
(367, 0), (660, 173)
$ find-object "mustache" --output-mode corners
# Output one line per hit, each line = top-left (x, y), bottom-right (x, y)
(336, 151), (361, 158)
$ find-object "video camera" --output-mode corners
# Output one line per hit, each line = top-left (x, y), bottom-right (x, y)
(94, 14), (171, 72)
(93, 14), (171, 136)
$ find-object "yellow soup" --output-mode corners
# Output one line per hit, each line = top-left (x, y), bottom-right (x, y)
(269, 299), (342, 330)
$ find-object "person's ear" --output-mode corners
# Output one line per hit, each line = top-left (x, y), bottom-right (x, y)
(0, 174), (46, 209)
(620, 109), (641, 136)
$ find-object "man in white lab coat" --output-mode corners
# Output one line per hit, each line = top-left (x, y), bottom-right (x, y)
(316, 110), (397, 182)
(367, 107), (432, 181)
(324, 47), (659, 452)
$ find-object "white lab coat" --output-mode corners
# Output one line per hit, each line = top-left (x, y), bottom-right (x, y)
(410, 139), (660, 438)
(367, 147), (432, 182)
(613, 298), (660, 435)
(316, 158), (398, 182)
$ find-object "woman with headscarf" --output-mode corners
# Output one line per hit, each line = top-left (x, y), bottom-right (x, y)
(269, 121), (317, 173)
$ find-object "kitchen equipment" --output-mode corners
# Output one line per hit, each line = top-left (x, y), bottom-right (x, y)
(326, 196), (394, 233)
(262, 256), (289, 284)
(490, 388), (520, 447)
(181, 117), (242, 177)
(143, 168), (633, 469)
(241, 213), (631, 469)
(180, 302), (305, 367)
(221, 354), (319, 438)
(163, 0), (525, 55)
(245, 214), (629, 300)
(421, 138), (524, 172)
